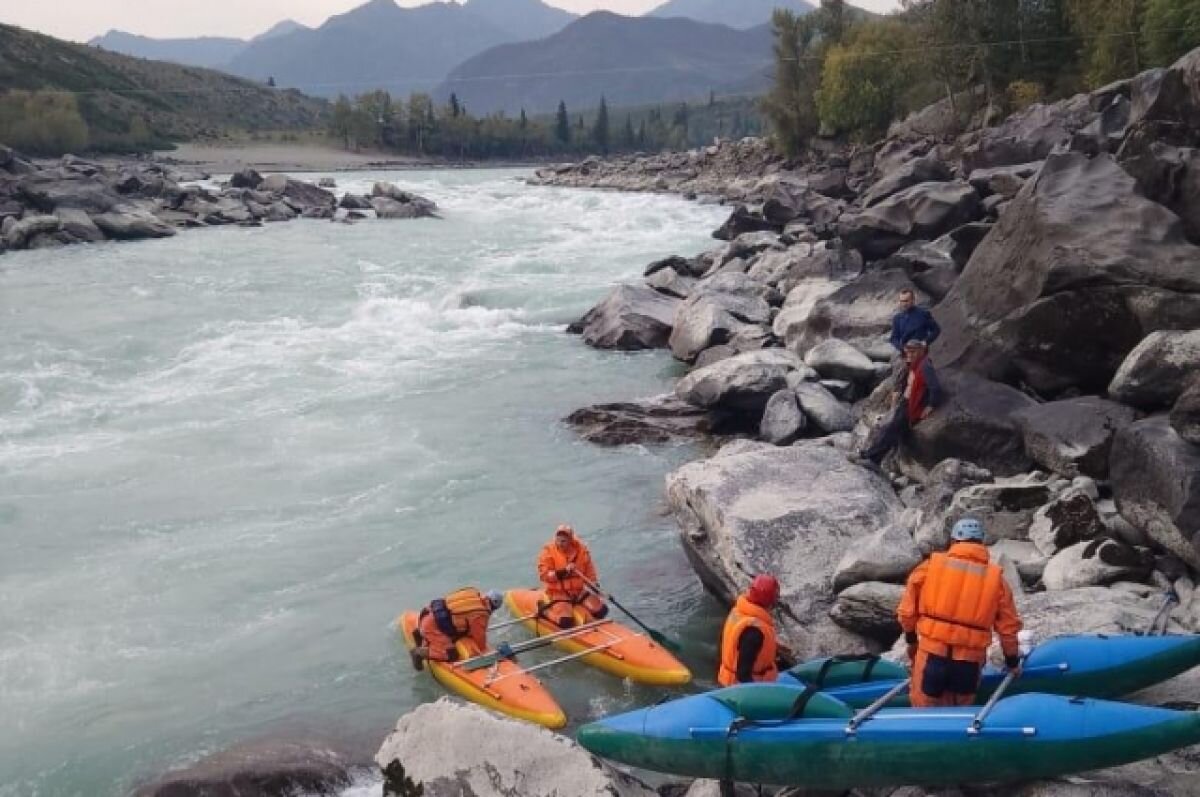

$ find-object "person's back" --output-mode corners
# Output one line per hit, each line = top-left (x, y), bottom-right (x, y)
(413, 587), (502, 668)
(717, 574), (780, 687)
(897, 519), (1022, 707)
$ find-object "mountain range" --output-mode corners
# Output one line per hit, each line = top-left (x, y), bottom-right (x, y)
(648, 0), (816, 29)
(84, 0), (834, 109)
(439, 12), (772, 115)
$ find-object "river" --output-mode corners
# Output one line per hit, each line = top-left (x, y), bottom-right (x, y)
(0, 169), (728, 796)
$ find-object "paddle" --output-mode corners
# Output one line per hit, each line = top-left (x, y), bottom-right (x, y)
(459, 618), (611, 672)
(578, 573), (684, 655)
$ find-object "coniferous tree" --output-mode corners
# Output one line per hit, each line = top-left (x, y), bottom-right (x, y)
(762, 9), (821, 155)
(592, 96), (610, 154)
(555, 100), (570, 144)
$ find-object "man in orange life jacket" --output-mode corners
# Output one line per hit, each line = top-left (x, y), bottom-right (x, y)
(411, 587), (504, 670)
(897, 518), (1023, 707)
(717, 574), (786, 686)
(537, 524), (608, 629)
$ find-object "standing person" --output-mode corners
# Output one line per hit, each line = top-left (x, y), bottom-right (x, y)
(889, 288), (941, 352)
(717, 574), (782, 687)
(411, 587), (504, 670)
(860, 339), (943, 466)
(897, 518), (1023, 707)
(537, 524), (608, 629)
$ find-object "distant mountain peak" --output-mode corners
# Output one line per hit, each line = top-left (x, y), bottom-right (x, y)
(648, 0), (815, 29)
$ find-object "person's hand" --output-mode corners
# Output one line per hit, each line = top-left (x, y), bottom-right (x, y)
(555, 568), (570, 581)
(775, 642), (796, 668)
(565, 563), (576, 574)
(414, 645), (430, 659)
(1009, 663), (1023, 678)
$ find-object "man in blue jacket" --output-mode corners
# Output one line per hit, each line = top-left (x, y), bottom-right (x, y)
(890, 289), (941, 352)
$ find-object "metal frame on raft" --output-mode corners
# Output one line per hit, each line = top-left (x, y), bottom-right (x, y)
(460, 616), (639, 687)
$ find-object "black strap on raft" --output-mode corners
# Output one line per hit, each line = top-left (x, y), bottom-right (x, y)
(785, 683), (819, 721)
(811, 653), (881, 688)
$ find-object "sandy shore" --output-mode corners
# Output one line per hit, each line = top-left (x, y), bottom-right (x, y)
(156, 142), (437, 174)
(156, 142), (549, 175)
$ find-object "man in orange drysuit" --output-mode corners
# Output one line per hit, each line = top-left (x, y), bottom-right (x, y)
(897, 517), (1023, 707)
(537, 524), (608, 628)
(717, 574), (781, 686)
(411, 587), (504, 670)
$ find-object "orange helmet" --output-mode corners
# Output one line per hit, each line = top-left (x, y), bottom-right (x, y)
(748, 574), (780, 608)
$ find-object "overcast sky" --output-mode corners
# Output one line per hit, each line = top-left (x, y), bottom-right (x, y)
(0, 0), (901, 42)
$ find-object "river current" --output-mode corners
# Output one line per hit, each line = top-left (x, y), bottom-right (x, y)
(0, 169), (729, 796)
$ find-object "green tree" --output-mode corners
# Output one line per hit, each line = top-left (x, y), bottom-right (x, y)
(592, 96), (610, 154)
(0, 90), (89, 155)
(762, 9), (822, 155)
(1141, 0), (1200, 67)
(449, 92), (462, 118)
(1066, 0), (1145, 87)
(555, 100), (570, 144)
(817, 20), (918, 139)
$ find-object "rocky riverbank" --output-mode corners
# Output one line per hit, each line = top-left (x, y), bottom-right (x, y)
(0, 150), (438, 256)
(135, 48), (1200, 797)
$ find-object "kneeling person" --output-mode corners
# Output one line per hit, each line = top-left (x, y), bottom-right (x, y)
(412, 587), (504, 670)
(897, 518), (1023, 707)
(537, 524), (608, 629)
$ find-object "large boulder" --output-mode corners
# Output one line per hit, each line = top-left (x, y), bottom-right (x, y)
(1126, 48), (1200, 135)
(375, 699), (655, 797)
(1111, 416), (1200, 569)
(1108, 329), (1200, 410)
(793, 382), (854, 434)
(645, 266), (697, 299)
(3, 213), (62, 249)
(16, 174), (120, 214)
(229, 168), (263, 189)
(1172, 378), (1200, 445)
(260, 175), (336, 211)
(371, 197), (431, 219)
(803, 338), (882, 385)
(667, 443), (901, 654)
(1028, 491), (1107, 557)
(833, 518), (923, 591)
(675, 349), (808, 414)
(898, 369), (1037, 479)
(829, 581), (904, 642)
(90, 210), (176, 240)
(713, 205), (780, 240)
(576, 284), (680, 351)
(1012, 396), (1140, 479)
(1119, 141), (1200, 245)
(786, 268), (927, 357)
(53, 207), (105, 243)
(839, 181), (981, 260)
(1042, 539), (1154, 591)
(861, 152), (951, 207)
(933, 153), (1200, 396)
(565, 395), (717, 446)
(759, 389), (807, 446)
(967, 162), (1043, 198)
(669, 298), (741, 363)
(943, 478), (1055, 544)
(132, 737), (358, 797)
(960, 93), (1096, 173)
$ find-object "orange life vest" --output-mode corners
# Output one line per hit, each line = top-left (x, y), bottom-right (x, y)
(915, 551), (1005, 654)
(717, 595), (778, 687)
(538, 533), (596, 601)
(429, 588), (492, 640)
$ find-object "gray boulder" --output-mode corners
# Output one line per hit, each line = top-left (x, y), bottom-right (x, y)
(260, 175), (336, 211)
(1171, 378), (1200, 445)
(967, 162), (1043, 198)
(899, 369), (1037, 479)
(4, 213), (62, 249)
(339, 193), (373, 210)
(793, 381), (854, 434)
(840, 181), (982, 260)
(960, 93), (1096, 173)
(1119, 141), (1200, 245)
(675, 349), (807, 414)
(645, 266), (696, 299)
(990, 539), (1050, 587)
(861, 152), (951, 207)
(803, 338), (881, 385)
(833, 519), (923, 591)
(578, 284), (681, 351)
(1111, 416), (1200, 570)
(759, 389), (807, 445)
(669, 297), (742, 363)
(16, 175), (120, 214)
(788, 268), (928, 357)
(911, 459), (996, 552)
(830, 581), (904, 642)
(667, 443), (900, 654)
(1042, 539), (1154, 591)
(933, 153), (1200, 396)
(375, 699), (655, 797)
(1108, 329), (1200, 410)
(564, 395), (715, 446)
(371, 197), (434, 219)
(944, 479), (1055, 544)
(1013, 396), (1140, 479)
(772, 277), (850, 351)
(694, 344), (737, 369)
(53, 207), (105, 243)
(90, 210), (175, 240)
(229, 168), (263, 189)
(1028, 492), (1108, 557)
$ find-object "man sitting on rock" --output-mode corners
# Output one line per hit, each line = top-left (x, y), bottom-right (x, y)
(860, 339), (943, 467)
(889, 288), (941, 353)
(411, 587), (504, 670)
(897, 518), (1023, 707)
(537, 524), (608, 629)
(717, 574), (787, 686)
